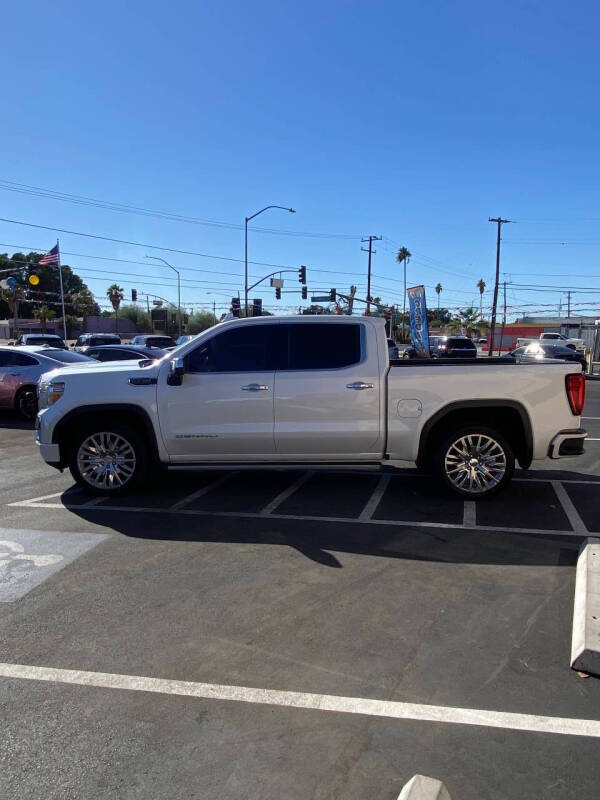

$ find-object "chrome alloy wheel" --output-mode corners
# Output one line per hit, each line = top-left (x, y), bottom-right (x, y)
(76, 432), (136, 489)
(444, 433), (507, 494)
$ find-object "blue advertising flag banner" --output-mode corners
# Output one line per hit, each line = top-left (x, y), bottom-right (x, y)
(407, 285), (430, 357)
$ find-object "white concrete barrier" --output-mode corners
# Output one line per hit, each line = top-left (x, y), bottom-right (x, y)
(397, 774), (452, 800)
(571, 537), (600, 676)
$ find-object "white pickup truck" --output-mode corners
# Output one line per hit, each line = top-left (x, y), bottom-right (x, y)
(35, 316), (587, 499)
(516, 332), (585, 351)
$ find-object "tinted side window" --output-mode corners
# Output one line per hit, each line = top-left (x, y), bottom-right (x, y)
(13, 353), (39, 366)
(187, 325), (279, 373)
(0, 352), (11, 367)
(285, 323), (362, 370)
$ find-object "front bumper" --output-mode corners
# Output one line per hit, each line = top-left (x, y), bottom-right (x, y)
(548, 428), (587, 459)
(34, 416), (61, 467)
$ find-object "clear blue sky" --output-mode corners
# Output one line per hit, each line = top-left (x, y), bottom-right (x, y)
(2, 0), (600, 319)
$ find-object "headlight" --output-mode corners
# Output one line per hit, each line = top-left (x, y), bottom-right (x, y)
(38, 380), (65, 409)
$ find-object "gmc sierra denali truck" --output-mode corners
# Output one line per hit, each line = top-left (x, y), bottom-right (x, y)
(35, 316), (587, 498)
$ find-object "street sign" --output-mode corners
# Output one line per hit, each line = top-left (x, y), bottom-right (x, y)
(270, 278), (284, 288)
(311, 295), (332, 302)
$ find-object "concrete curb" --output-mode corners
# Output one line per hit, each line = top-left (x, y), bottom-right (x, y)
(397, 774), (452, 800)
(571, 537), (600, 676)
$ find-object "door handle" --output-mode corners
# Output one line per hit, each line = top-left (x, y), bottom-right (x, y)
(346, 381), (374, 390)
(241, 383), (269, 391)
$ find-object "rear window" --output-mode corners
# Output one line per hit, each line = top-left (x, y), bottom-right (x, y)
(286, 323), (362, 370)
(26, 336), (64, 346)
(447, 338), (476, 348)
(91, 335), (120, 346)
(41, 349), (91, 363)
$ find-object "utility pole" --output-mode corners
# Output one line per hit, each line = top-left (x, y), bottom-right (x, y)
(361, 236), (381, 316)
(567, 291), (572, 319)
(497, 281), (507, 357)
(488, 218), (511, 356)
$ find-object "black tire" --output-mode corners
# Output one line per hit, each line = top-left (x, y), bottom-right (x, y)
(403, 352), (411, 360)
(15, 386), (38, 420)
(68, 420), (148, 495)
(433, 425), (514, 499)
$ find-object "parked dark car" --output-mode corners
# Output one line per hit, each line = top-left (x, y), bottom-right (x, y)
(73, 333), (121, 351)
(79, 345), (169, 362)
(13, 333), (67, 349)
(130, 334), (177, 349)
(502, 343), (587, 369)
(403, 335), (478, 359)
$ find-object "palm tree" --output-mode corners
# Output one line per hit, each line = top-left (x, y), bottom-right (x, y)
(477, 279), (486, 319)
(435, 282), (442, 309)
(1, 285), (24, 338)
(33, 304), (55, 333)
(396, 247), (412, 341)
(72, 288), (96, 332)
(106, 284), (124, 333)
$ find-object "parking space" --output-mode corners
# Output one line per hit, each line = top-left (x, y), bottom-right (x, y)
(7, 465), (598, 538)
(1, 384), (600, 799)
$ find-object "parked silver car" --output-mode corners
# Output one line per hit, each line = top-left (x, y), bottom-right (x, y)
(0, 346), (92, 418)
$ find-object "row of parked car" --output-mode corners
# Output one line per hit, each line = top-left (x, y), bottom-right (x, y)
(1, 332), (197, 419)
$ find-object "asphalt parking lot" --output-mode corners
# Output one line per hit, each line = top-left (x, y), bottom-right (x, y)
(1, 383), (600, 799)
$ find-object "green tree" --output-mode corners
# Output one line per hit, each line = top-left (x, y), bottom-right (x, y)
(106, 284), (124, 333)
(32, 304), (56, 333)
(119, 304), (151, 333)
(188, 311), (215, 335)
(449, 306), (481, 337)
(0, 251), (98, 320)
(477, 278), (486, 319)
(72, 288), (98, 332)
(435, 282), (442, 309)
(0, 284), (24, 337)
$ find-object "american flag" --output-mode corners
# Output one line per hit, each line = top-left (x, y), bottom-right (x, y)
(39, 244), (60, 266)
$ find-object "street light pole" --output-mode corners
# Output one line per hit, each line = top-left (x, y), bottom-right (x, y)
(244, 205), (295, 316)
(144, 255), (182, 336)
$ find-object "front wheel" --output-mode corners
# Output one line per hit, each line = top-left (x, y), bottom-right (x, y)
(15, 386), (38, 419)
(433, 426), (514, 498)
(68, 422), (148, 494)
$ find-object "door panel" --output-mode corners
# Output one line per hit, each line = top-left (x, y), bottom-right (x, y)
(274, 322), (382, 457)
(157, 322), (281, 460)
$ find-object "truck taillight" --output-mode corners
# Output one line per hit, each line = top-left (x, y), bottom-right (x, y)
(566, 373), (585, 416)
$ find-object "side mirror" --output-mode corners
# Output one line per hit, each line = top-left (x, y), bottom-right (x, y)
(167, 357), (185, 386)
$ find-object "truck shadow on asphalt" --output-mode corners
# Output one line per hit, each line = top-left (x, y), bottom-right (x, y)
(65, 498), (581, 570)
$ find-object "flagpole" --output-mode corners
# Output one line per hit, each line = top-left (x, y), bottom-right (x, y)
(57, 238), (67, 340)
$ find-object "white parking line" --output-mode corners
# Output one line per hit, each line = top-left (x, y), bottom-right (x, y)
(551, 481), (589, 535)
(5, 499), (588, 538)
(259, 471), (313, 515)
(358, 474), (391, 521)
(13, 490), (73, 505)
(169, 472), (237, 511)
(1, 661), (599, 738)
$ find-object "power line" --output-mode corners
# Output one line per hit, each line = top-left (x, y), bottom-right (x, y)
(0, 179), (362, 240)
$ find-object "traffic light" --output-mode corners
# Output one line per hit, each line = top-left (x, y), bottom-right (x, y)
(131, 288), (138, 302)
(275, 287), (281, 300)
(329, 288), (336, 301)
(298, 265), (307, 284)
(252, 298), (262, 317)
(231, 297), (241, 317)
(28, 267), (40, 286)
(301, 286), (307, 300)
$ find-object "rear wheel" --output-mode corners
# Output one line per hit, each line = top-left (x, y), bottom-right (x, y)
(15, 386), (38, 419)
(433, 426), (514, 498)
(68, 421), (148, 494)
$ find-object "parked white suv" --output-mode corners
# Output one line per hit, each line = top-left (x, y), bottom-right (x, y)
(35, 316), (587, 498)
